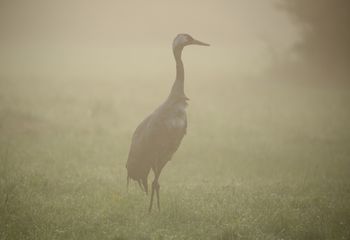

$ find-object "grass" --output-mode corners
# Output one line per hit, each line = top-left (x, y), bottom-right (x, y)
(0, 75), (350, 239)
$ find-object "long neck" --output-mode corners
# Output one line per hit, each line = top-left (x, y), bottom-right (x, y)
(168, 47), (187, 100)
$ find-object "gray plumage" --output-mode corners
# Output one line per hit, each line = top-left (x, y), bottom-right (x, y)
(126, 33), (209, 212)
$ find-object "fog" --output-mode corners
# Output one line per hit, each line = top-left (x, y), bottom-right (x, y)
(0, 0), (301, 78)
(0, 1), (349, 239)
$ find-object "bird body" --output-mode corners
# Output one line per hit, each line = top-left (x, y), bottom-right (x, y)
(127, 98), (187, 182)
(126, 33), (209, 212)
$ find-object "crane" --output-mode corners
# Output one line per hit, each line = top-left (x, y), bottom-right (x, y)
(126, 33), (209, 212)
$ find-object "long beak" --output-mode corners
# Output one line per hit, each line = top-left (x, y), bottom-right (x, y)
(191, 39), (210, 46)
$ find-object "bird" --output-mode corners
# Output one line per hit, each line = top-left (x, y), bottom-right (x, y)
(126, 33), (209, 212)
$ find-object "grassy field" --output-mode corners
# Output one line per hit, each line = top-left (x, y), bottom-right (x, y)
(0, 74), (350, 240)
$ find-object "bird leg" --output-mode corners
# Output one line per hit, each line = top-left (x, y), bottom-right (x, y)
(149, 175), (160, 212)
(149, 180), (155, 212)
(149, 180), (160, 212)
(126, 175), (130, 193)
(155, 182), (160, 211)
(149, 163), (164, 212)
(142, 178), (148, 195)
(137, 180), (144, 192)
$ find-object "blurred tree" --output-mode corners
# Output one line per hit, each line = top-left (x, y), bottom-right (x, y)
(277, 0), (350, 82)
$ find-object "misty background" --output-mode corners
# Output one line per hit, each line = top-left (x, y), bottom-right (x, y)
(0, 0), (349, 175)
(0, 1), (350, 238)
(0, 0), (300, 77)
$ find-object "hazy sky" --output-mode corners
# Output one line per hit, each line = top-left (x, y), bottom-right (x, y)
(0, 0), (301, 78)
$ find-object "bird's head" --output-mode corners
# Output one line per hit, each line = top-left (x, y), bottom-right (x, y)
(172, 33), (210, 51)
